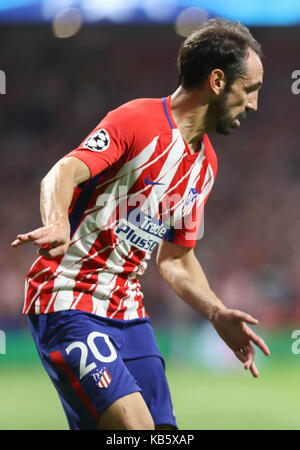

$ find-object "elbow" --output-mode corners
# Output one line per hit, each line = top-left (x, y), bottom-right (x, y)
(156, 253), (165, 276)
(156, 257), (163, 276)
(156, 240), (187, 279)
(156, 251), (166, 274)
(156, 254), (173, 281)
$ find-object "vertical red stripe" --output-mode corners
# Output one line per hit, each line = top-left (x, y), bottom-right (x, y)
(49, 350), (99, 422)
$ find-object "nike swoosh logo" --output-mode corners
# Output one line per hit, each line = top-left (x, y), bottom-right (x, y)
(145, 176), (164, 186)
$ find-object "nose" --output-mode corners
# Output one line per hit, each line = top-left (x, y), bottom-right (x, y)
(246, 91), (258, 112)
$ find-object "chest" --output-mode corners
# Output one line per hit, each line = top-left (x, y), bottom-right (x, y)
(94, 131), (214, 232)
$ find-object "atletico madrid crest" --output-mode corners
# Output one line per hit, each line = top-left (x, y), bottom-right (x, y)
(98, 369), (111, 388)
(92, 368), (112, 389)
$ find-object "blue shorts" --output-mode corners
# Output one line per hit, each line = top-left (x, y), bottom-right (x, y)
(28, 310), (177, 430)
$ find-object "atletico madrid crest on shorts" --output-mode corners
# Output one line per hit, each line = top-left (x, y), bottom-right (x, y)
(97, 369), (112, 389)
(91, 367), (112, 389)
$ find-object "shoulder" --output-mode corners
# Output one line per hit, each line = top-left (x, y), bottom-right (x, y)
(102, 97), (171, 136)
(106, 98), (165, 119)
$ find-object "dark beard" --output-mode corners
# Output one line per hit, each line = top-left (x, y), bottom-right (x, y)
(205, 89), (236, 135)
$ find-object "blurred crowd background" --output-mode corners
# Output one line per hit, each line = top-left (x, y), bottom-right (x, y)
(1, 23), (300, 333)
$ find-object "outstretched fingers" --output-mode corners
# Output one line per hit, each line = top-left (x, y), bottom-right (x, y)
(249, 362), (259, 377)
(234, 349), (247, 363)
(235, 346), (259, 378)
(12, 220), (70, 260)
(243, 324), (270, 357)
(232, 309), (259, 326)
(234, 310), (270, 356)
(216, 309), (270, 379)
(11, 229), (45, 247)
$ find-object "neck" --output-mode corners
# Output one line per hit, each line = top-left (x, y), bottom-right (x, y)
(170, 86), (210, 152)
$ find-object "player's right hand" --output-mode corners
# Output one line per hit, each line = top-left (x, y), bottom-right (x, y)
(211, 308), (270, 378)
(11, 219), (71, 258)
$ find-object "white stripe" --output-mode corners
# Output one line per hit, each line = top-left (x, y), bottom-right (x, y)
(92, 299), (111, 316)
(123, 278), (141, 320)
(140, 130), (186, 218)
(25, 267), (62, 314)
(98, 379), (105, 388)
(172, 159), (205, 220)
(24, 267), (51, 308)
(196, 163), (214, 207)
(27, 267), (50, 282)
(163, 145), (205, 216)
(53, 290), (75, 312)
(103, 371), (111, 384)
(25, 280), (47, 314)
(26, 256), (42, 277)
(100, 375), (108, 388)
(44, 290), (59, 314)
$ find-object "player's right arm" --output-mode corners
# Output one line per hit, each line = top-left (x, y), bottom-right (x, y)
(11, 156), (90, 258)
(157, 239), (270, 377)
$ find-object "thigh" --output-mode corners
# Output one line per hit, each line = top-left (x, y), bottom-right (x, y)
(28, 311), (143, 430)
(98, 391), (154, 430)
(124, 356), (177, 429)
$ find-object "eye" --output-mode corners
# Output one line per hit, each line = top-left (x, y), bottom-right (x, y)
(245, 83), (262, 94)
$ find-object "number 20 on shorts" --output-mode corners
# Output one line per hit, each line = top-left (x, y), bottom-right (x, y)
(65, 331), (117, 380)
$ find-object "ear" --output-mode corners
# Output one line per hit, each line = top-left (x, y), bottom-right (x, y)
(208, 69), (226, 95)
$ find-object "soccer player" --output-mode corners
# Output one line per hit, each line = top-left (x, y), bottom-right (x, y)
(12, 18), (270, 430)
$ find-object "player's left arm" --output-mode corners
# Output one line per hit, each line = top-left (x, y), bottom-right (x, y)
(11, 156), (90, 258)
(156, 239), (270, 377)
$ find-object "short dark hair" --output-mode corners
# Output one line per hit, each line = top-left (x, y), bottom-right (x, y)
(177, 18), (263, 90)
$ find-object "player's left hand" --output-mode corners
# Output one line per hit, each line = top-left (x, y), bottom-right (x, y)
(11, 219), (71, 259)
(211, 308), (270, 377)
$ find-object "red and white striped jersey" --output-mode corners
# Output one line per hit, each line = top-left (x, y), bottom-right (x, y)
(23, 96), (217, 320)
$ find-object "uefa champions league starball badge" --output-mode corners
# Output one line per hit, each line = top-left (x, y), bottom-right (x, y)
(83, 129), (110, 152)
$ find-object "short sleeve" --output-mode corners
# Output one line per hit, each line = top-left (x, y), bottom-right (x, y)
(164, 200), (205, 248)
(65, 107), (135, 178)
